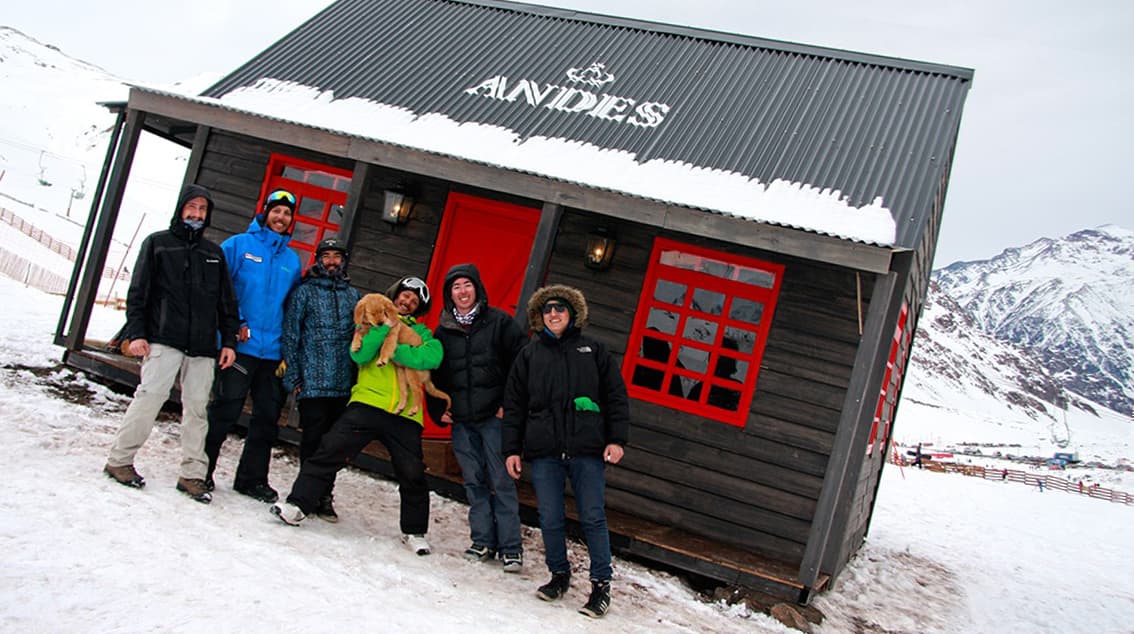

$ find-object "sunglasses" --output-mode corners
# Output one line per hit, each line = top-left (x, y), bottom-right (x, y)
(542, 302), (569, 314)
(265, 190), (296, 206)
(401, 276), (430, 304)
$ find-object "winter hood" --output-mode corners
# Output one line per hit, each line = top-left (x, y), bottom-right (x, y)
(526, 284), (588, 331)
(442, 263), (489, 313)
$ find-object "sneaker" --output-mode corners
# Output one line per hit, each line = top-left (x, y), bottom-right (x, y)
(403, 533), (431, 556)
(578, 580), (611, 618)
(463, 543), (496, 562)
(176, 477), (212, 504)
(536, 572), (571, 601)
(234, 482), (279, 504)
(316, 494), (339, 523)
(270, 501), (306, 526)
(500, 551), (523, 573)
(103, 463), (145, 488)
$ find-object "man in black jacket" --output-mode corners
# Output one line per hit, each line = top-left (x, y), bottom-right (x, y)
(433, 263), (528, 571)
(104, 184), (240, 504)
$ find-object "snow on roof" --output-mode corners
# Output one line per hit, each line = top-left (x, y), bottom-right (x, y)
(203, 78), (896, 246)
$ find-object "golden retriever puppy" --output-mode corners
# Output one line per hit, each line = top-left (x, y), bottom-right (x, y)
(352, 293), (451, 415)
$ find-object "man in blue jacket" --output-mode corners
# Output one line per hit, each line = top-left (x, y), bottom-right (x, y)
(279, 237), (360, 521)
(205, 189), (302, 503)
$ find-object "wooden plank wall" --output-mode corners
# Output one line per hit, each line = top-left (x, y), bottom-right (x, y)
(834, 171), (948, 575)
(542, 209), (870, 565)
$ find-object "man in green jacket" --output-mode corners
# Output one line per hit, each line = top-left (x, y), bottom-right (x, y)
(271, 276), (441, 556)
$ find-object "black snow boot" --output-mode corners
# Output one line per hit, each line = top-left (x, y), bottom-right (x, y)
(536, 572), (571, 601)
(578, 580), (611, 618)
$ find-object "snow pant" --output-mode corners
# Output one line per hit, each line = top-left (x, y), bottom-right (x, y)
(204, 353), (285, 489)
(287, 402), (430, 535)
(107, 343), (215, 480)
(451, 417), (522, 554)
(530, 455), (612, 582)
(296, 396), (350, 493)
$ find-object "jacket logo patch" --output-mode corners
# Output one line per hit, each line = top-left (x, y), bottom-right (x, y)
(205, 258), (220, 264)
(577, 346), (593, 353)
(243, 253), (263, 263)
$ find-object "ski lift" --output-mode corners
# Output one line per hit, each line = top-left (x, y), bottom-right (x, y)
(72, 166), (87, 200)
(37, 150), (52, 187)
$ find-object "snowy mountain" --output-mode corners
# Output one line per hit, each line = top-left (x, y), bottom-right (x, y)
(933, 226), (1134, 416)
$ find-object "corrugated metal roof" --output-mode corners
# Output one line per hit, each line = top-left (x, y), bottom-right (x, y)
(203, 0), (972, 250)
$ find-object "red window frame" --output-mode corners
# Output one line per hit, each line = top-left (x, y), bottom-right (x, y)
(622, 238), (784, 427)
(868, 303), (910, 456)
(259, 154), (352, 267)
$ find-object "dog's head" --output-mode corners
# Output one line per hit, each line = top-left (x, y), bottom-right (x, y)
(354, 293), (399, 327)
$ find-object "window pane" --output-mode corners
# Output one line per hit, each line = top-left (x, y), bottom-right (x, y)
(329, 204), (345, 226)
(639, 335), (673, 365)
(307, 172), (334, 189)
(653, 279), (686, 306)
(282, 166), (305, 180)
(298, 197), (325, 220)
(292, 222), (317, 246)
(333, 177), (351, 192)
(682, 318), (718, 345)
(677, 345), (708, 374)
(289, 245), (312, 263)
(730, 298), (764, 326)
(738, 266), (776, 288)
(631, 365), (665, 391)
(646, 309), (678, 335)
(723, 327), (756, 354)
(692, 288), (724, 315)
(707, 385), (742, 410)
(659, 249), (698, 271)
(714, 354), (747, 383)
(699, 258), (735, 279)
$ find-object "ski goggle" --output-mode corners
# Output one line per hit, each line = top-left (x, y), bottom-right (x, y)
(264, 190), (296, 208)
(401, 277), (430, 304)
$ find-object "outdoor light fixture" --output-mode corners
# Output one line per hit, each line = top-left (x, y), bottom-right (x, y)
(381, 189), (415, 225)
(584, 228), (616, 270)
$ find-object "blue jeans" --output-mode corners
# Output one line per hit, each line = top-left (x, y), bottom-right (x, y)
(529, 455), (611, 582)
(451, 418), (522, 553)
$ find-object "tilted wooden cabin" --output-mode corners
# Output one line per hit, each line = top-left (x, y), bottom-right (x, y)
(56, 0), (971, 602)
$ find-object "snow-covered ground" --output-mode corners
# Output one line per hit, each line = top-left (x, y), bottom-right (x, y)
(1, 277), (1132, 632)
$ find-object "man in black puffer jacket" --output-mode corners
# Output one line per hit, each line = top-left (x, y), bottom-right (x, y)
(104, 184), (240, 504)
(433, 263), (529, 570)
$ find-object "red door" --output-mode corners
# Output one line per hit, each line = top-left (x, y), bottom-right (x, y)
(420, 193), (541, 438)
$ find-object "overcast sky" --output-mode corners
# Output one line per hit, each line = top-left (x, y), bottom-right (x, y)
(7, 0), (1132, 265)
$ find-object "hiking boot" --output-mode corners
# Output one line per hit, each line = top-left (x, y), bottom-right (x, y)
(403, 533), (431, 556)
(316, 494), (339, 523)
(536, 572), (571, 601)
(103, 463), (145, 488)
(270, 501), (306, 526)
(176, 478), (212, 504)
(234, 482), (279, 504)
(500, 551), (523, 573)
(578, 580), (611, 618)
(463, 543), (496, 562)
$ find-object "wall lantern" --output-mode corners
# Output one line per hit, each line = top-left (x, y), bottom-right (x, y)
(381, 189), (415, 225)
(584, 228), (617, 270)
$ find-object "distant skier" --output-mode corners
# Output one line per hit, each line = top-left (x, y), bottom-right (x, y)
(1036, 478), (1045, 492)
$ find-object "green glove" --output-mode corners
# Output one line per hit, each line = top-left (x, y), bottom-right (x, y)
(574, 396), (600, 412)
